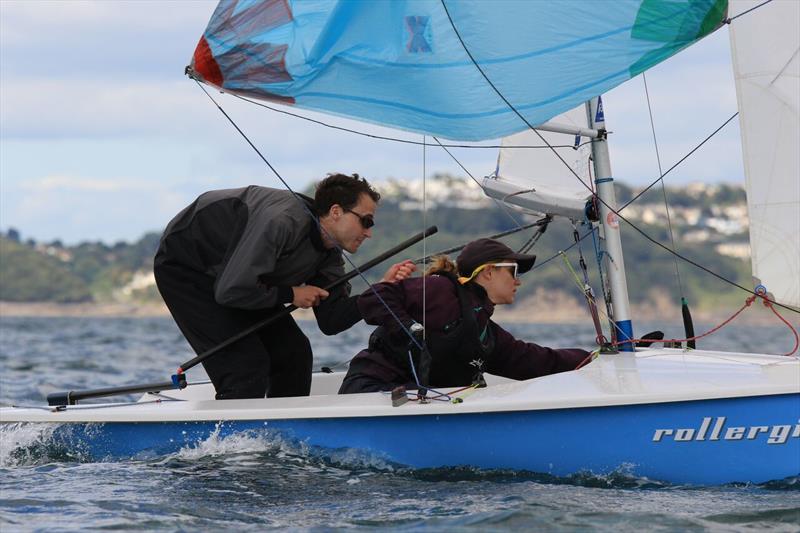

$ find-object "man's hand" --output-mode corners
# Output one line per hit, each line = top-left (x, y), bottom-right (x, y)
(380, 260), (417, 283)
(292, 285), (329, 308)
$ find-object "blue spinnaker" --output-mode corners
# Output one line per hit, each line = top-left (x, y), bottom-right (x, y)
(190, 0), (727, 141)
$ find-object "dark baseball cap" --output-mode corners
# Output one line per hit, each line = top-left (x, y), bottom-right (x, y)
(456, 238), (536, 278)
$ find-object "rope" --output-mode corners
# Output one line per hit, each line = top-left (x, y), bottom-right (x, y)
(413, 218), (549, 265)
(586, 200), (616, 338)
(558, 250), (798, 358)
(517, 222), (548, 254)
(220, 41), (743, 317)
(568, 225), (609, 345)
(575, 348), (601, 370)
(229, 91), (581, 149)
(642, 72), (685, 299)
(532, 111), (738, 275)
(194, 80), (427, 356)
(406, 348), (452, 401)
(761, 298), (799, 356)
(558, 248), (648, 346)
(423, 135), (427, 338)
(430, 135), (525, 230)
(440, 1), (799, 316)
(725, 0), (773, 23)
(620, 112), (739, 212)
(610, 294), (799, 356)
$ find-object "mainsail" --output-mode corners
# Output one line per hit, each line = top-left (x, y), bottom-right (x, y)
(190, 0), (728, 141)
(729, 0), (800, 309)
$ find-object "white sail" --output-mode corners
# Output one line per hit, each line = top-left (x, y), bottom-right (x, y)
(729, 0), (800, 309)
(482, 106), (593, 220)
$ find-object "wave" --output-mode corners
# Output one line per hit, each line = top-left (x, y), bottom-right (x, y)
(2, 421), (797, 492)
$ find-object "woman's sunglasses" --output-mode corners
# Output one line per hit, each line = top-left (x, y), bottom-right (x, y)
(345, 209), (375, 229)
(491, 262), (519, 279)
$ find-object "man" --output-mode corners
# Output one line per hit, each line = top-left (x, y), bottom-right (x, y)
(154, 173), (414, 400)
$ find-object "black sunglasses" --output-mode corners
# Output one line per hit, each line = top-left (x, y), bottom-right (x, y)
(345, 209), (375, 229)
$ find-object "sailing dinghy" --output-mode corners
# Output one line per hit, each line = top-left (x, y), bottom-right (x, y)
(1, 0), (798, 485)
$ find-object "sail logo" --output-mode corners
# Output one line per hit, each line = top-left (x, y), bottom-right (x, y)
(595, 96), (605, 123)
(405, 16), (432, 53)
(652, 417), (800, 444)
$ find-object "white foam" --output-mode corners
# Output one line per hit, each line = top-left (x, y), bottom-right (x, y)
(175, 422), (305, 460)
(172, 422), (397, 471)
(0, 422), (58, 466)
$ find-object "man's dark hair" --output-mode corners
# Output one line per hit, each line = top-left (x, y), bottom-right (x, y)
(314, 173), (380, 216)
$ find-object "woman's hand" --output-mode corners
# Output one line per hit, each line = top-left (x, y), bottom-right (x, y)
(380, 260), (417, 283)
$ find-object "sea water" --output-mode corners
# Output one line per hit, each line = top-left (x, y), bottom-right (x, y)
(1, 317), (798, 531)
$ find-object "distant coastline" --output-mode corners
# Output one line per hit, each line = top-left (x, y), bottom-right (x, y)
(0, 301), (171, 318)
(0, 298), (788, 326)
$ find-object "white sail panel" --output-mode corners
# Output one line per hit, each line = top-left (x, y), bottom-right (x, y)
(482, 106), (593, 220)
(729, 0), (800, 308)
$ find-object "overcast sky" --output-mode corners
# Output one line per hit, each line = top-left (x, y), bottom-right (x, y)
(0, 1), (746, 244)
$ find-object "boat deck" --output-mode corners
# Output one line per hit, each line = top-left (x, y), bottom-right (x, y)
(2, 348), (798, 423)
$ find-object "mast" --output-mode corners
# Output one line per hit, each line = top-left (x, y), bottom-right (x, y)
(587, 96), (635, 351)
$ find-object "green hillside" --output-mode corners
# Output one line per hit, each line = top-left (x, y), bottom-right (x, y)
(0, 237), (92, 302)
(0, 178), (753, 310)
(348, 206), (751, 312)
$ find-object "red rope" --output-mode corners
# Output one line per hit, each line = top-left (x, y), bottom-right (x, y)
(575, 352), (595, 370)
(762, 298), (800, 356)
(607, 295), (800, 356)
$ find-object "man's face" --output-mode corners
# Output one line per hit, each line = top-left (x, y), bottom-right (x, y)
(328, 193), (377, 253)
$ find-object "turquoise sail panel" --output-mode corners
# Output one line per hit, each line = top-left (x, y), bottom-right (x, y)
(190, 0), (727, 141)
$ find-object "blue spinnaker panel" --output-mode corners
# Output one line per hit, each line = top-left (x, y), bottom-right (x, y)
(190, 0), (727, 141)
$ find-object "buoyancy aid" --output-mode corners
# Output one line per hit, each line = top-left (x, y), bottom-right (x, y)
(367, 273), (495, 388)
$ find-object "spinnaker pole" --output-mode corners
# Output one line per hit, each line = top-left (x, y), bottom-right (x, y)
(587, 97), (635, 351)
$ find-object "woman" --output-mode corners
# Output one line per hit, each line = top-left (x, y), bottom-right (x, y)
(339, 238), (589, 394)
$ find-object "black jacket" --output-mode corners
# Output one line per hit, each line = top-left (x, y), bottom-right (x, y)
(341, 275), (589, 391)
(154, 185), (360, 334)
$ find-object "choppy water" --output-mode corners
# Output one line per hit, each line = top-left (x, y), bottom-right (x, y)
(1, 317), (798, 531)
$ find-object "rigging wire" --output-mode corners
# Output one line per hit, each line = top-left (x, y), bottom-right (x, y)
(559, 252), (798, 356)
(642, 72), (685, 298)
(725, 0), (773, 23)
(233, 89), (531, 234)
(231, 75), (739, 249)
(430, 135), (525, 230)
(585, 159), (617, 342)
(517, 221), (549, 254)
(439, 0), (799, 315)
(620, 112), (739, 212)
(227, 68), (740, 265)
(531, 112), (738, 275)
(413, 218), (549, 265)
(192, 80), (431, 360)
(230, 92), (580, 149)
(423, 135), (427, 338)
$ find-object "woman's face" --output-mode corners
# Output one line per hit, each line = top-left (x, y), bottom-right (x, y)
(476, 262), (521, 305)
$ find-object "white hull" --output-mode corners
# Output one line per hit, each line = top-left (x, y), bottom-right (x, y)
(2, 348), (798, 485)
